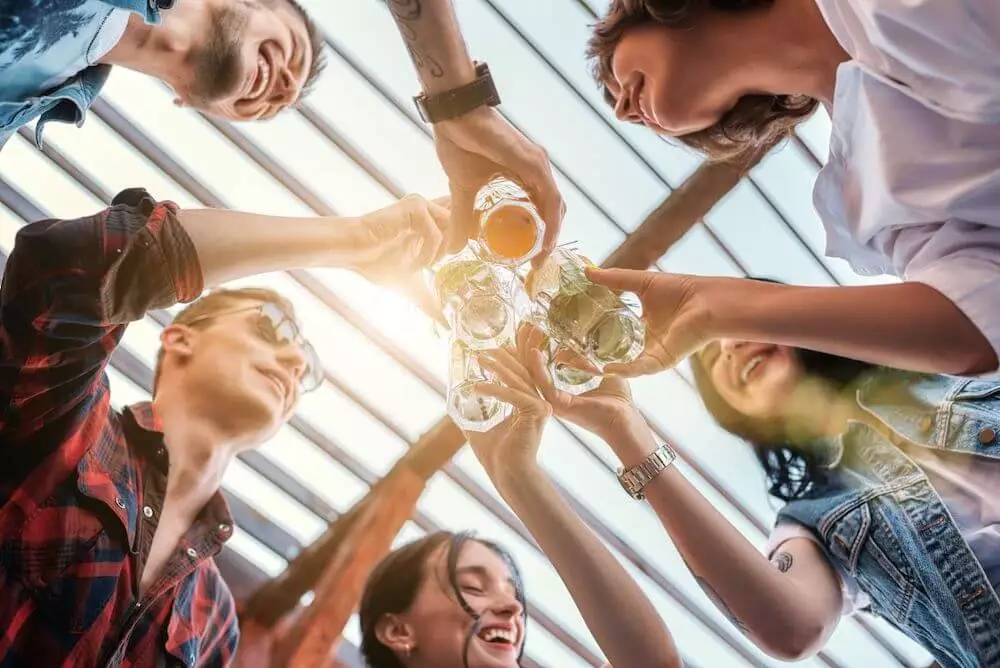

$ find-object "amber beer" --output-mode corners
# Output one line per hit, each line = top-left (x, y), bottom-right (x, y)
(473, 175), (544, 267)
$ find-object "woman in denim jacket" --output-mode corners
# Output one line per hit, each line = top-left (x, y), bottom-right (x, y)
(679, 340), (1000, 667)
(520, 311), (1000, 667)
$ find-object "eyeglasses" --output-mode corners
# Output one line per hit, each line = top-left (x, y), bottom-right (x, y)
(185, 302), (323, 393)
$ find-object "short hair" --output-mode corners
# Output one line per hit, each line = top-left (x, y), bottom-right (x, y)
(284, 0), (327, 100)
(152, 287), (295, 393)
(586, 0), (818, 164)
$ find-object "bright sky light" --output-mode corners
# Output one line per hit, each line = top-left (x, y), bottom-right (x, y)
(0, 0), (922, 666)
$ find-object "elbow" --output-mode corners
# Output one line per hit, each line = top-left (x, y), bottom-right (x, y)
(960, 343), (999, 376)
(756, 618), (829, 661)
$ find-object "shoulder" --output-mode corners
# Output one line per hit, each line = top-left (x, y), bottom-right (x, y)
(822, 0), (1000, 123)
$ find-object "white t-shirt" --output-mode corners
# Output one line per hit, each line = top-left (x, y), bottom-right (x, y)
(811, 0), (1000, 377)
(768, 448), (1000, 614)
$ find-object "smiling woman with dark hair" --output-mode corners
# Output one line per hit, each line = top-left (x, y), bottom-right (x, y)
(359, 333), (679, 668)
(360, 531), (528, 668)
(651, 337), (1000, 667)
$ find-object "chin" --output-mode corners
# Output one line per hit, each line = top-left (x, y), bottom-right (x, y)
(213, 390), (285, 441)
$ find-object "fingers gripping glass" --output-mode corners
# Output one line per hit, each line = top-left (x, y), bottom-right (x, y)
(186, 302), (323, 392)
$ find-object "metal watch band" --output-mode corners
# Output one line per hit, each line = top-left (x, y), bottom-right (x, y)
(617, 444), (677, 500)
(413, 62), (501, 123)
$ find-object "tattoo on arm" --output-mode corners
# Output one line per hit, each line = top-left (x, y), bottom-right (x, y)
(772, 552), (794, 573)
(694, 575), (749, 635)
(387, 0), (445, 78)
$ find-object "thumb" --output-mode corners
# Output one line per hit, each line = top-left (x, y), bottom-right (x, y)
(585, 267), (651, 293)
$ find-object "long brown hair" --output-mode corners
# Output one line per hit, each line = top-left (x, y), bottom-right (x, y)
(359, 531), (527, 668)
(587, 0), (818, 164)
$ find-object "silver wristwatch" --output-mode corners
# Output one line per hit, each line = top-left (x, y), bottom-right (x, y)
(617, 443), (677, 500)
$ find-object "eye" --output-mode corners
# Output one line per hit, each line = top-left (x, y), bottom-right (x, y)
(254, 315), (281, 344)
(459, 580), (485, 595)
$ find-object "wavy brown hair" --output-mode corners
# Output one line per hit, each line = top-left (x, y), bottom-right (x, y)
(360, 531), (527, 668)
(587, 0), (818, 164)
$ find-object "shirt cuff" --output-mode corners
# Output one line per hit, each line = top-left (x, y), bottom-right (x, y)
(908, 256), (1000, 380)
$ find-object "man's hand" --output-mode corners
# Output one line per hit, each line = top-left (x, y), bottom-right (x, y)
(517, 323), (639, 440)
(435, 107), (564, 264)
(349, 194), (450, 284)
(466, 347), (552, 489)
(585, 268), (724, 378)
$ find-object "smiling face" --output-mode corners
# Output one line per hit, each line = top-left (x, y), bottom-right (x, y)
(375, 539), (526, 668)
(606, 22), (742, 137)
(698, 340), (805, 422)
(158, 296), (309, 444)
(174, 0), (315, 121)
(587, 0), (819, 161)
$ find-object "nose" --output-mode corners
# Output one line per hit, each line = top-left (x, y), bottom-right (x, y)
(277, 342), (308, 386)
(718, 339), (747, 357)
(614, 88), (638, 123)
(489, 591), (523, 621)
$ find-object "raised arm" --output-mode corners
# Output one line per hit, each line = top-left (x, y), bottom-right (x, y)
(470, 343), (679, 668)
(385, 0), (477, 94)
(0, 189), (446, 446)
(384, 0), (565, 260)
(516, 324), (842, 660)
(604, 418), (842, 659)
(586, 268), (998, 378)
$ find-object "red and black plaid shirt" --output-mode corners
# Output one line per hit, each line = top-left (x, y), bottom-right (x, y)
(0, 189), (239, 667)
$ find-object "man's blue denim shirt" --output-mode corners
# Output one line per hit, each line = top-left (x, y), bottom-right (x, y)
(0, 0), (168, 151)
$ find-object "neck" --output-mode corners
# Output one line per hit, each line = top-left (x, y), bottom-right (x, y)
(153, 393), (239, 521)
(718, 0), (850, 105)
(99, 12), (196, 86)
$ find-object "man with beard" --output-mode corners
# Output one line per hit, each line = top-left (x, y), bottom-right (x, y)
(0, 188), (449, 666)
(1, 0), (568, 267)
(0, 0), (325, 149)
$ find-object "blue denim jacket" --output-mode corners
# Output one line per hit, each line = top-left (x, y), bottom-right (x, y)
(0, 0), (167, 150)
(778, 372), (1000, 668)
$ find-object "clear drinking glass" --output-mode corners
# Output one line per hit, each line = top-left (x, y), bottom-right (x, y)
(433, 249), (518, 350)
(472, 175), (544, 268)
(530, 249), (644, 370)
(447, 340), (513, 432)
(523, 313), (603, 396)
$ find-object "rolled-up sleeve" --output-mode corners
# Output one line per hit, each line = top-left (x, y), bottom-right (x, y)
(899, 220), (1000, 379)
(0, 188), (202, 443)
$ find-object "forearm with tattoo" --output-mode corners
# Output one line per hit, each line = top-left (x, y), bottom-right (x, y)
(387, 1), (444, 79)
(685, 551), (795, 637)
(385, 0), (477, 92)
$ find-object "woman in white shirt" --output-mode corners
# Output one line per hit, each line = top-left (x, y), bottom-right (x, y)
(583, 0), (1000, 381)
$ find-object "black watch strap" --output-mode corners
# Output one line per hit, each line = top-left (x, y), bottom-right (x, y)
(413, 61), (501, 124)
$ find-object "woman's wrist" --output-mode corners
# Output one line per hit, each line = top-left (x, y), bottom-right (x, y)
(600, 409), (661, 468)
(493, 458), (546, 501)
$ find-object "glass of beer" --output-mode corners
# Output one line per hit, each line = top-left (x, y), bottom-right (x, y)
(473, 175), (544, 267)
(433, 250), (518, 350)
(528, 249), (644, 371)
(447, 340), (513, 432)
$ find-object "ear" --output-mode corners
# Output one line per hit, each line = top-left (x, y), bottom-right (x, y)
(160, 324), (196, 360)
(374, 613), (417, 657)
